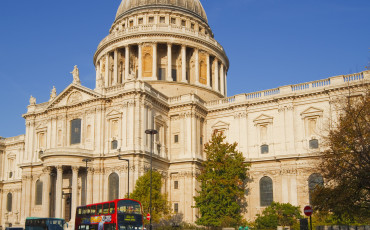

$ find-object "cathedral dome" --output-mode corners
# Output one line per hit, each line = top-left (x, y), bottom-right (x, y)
(115, 0), (208, 23)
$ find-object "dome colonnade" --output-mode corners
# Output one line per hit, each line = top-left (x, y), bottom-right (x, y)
(93, 0), (229, 100)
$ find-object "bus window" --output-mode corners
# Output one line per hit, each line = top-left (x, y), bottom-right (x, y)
(77, 207), (82, 216)
(91, 205), (96, 215)
(103, 203), (109, 214)
(104, 224), (116, 230)
(86, 207), (91, 215)
(109, 203), (115, 214)
(97, 204), (103, 214)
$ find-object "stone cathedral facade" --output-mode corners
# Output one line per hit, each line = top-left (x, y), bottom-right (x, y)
(0, 0), (369, 228)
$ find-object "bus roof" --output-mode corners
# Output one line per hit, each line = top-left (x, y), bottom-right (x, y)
(26, 217), (65, 221)
(76, 198), (142, 208)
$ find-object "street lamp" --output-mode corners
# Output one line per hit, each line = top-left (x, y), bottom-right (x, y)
(145, 129), (158, 230)
(82, 158), (92, 205)
(118, 149), (130, 198)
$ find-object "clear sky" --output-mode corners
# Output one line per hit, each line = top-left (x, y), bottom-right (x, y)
(0, 0), (369, 138)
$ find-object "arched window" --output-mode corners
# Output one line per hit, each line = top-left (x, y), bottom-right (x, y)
(7, 193), (12, 212)
(260, 176), (273, 207)
(35, 179), (43, 205)
(108, 173), (119, 201)
(308, 173), (324, 204)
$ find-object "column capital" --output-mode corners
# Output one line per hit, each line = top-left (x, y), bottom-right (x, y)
(56, 165), (63, 172)
(42, 166), (52, 174)
(72, 166), (79, 173)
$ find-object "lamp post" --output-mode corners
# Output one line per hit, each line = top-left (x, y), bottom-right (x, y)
(118, 150), (130, 198)
(145, 129), (158, 230)
(82, 158), (92, 205)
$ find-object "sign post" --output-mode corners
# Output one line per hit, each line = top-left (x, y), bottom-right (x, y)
(303, 205), (313, 230)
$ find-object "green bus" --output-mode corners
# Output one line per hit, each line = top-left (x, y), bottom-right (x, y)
(25, 218), (66, 230)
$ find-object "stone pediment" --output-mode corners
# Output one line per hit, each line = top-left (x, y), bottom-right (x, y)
(47, 84), (101, 109)
(300, 107), (323, 118)
(211, 120), (230, 130)
(106, 109), (122, 117)
(253, 114), (273, 125)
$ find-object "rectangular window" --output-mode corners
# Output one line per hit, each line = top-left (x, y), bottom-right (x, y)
(158, 68), (166, 80)
(129, 20), (134, 27)
(174, 203), (179, 213)
(160, 16), (165, 24)
(97, 204), (103, 214)
(261, 145), (269, 154)
(172, 69), (177, 81)
(191, 23), (195, 29)
(174, 181), (179, 189)
(109, 202), (115, 214)
(103, 203), (109, 214)
(174, 134), (179, 143)
(171, 18), (176, 24)
(149, 17), (154, 23)
(181, 20), (186, 26)
(90, 205), (96, 215)
(138, 18), (143, 24)
(71, 119), (81, 145)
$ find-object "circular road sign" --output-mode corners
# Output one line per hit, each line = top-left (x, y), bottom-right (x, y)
(146, 213), (151, 221)
(304, 205), (313, 216)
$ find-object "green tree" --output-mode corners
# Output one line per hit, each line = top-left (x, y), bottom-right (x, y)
(130, 170), (170, 223)
(254, 202), (303, 230)
(194, 131), (250, 228)
(311, 88), (370, 223)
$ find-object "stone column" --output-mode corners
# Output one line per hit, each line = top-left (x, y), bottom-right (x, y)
(125, 46), (130, 80)
(138, 44), (142, 80)
(55, 166), (63, 218)
(113, 49), (118, 85)
(206, 53), (211, 87)
(105, 54), (109, 88)
(195, 48), (200, 84)
(214, 59), (219, 92)
(220, 64), (225, 96)
(42, 167), (51, 217)
(71, 166), (79, 222)
(87, 168), (94, 204)
(95, 63), (100, 87)
(152, 43), (157, 80)
(167, 43), (172, 81)
(225, 73), (228, 96)
(181, 45), (187, 83)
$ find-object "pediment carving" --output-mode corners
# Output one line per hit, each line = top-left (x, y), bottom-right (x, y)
(211, 120), (229, 130)
(67, 91), (83, 105)
(300, 107), (323, 118)
(106, 109), (122, 117)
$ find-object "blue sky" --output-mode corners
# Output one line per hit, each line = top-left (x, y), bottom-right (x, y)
(0, 0), (369, 138)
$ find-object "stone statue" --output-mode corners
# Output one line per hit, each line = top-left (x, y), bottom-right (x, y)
(50, 86), (57, 101)
(29, 95), (36, 105)
(71, 65), (81, 84)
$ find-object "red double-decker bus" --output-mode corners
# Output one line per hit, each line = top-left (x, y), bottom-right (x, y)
(75, 199), (143, 230)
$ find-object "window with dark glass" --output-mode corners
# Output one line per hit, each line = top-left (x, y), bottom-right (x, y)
(138, 18), (143, 25)
(174, 181), (179, 189)
(172, 69), (177, 81)
(97, 204), (103, 214)
(261, 145), (269, 154)
(108, 173), (119, 201)
(309, 139), (319, 149)
(111, 140), (118, 150)
(109, 202), (115, 214)
(260, 176), (273, 207)
(129, 20), (134, 27)
(171, 18), (176, 24)
(70, 119), (82, 145)
(149, 17), (154, 24)
(308, 173), (324, 204)
(181, 20), (186, 27)
(91, 205), (97, 215)
(174, 203), (179, 213)
(103, 203), (109, 214)
(7, 193), (12, 212)
(174, 135), (179, 143)
(35, 179), (43, 205)
(160, 17), (165, 24)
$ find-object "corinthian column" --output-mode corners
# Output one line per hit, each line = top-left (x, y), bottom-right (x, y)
(138, 44), (142, 80)
(71, 166), (79, 222)
(220, 64), (225, 96)
(125, 46), (130, 80)
(167, 43), (172, 81)
(152, 43), (157, 80)
(55, 166), (63, 218)
(206, 53), (211, 87)
(195, 48), (199, 84)
(105, 54), (109, 88)
(42, 167), (51, 217)
(181, 45), (187, 83)
(214, 59), (219, 92)
(113, 49), (118, 85)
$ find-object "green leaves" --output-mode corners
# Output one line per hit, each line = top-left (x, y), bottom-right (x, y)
(194, 131), (250, 228)
(130, 171), (170, 224)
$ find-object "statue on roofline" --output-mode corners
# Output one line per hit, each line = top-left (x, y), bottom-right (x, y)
(71, 65), (81, 85)
(29, 95), (36, 105)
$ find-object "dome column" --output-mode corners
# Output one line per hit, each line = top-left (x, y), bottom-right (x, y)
(55, 166), (63, 218)
(167, 43), (173, 81)
(71, 166), (79, 223)
(125, 45), (130, 81)
(113, 49), (118, 85)
(206, 53), (211, 88)
(105, 55), (109, 88)
(138, 43), (143, 80)
(181, 45), (187, 83)
(220, 64), (225, 95)
(152, 43), (157, 80)
(213, 59), (219, 92)
(195, 48), (200, 85)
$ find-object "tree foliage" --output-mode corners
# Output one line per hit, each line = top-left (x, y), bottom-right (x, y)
(312, 88), (370, 222)
(254, 202), (302, 230)
(130, 170), (170, 223)
(194, 131), (250, 228)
